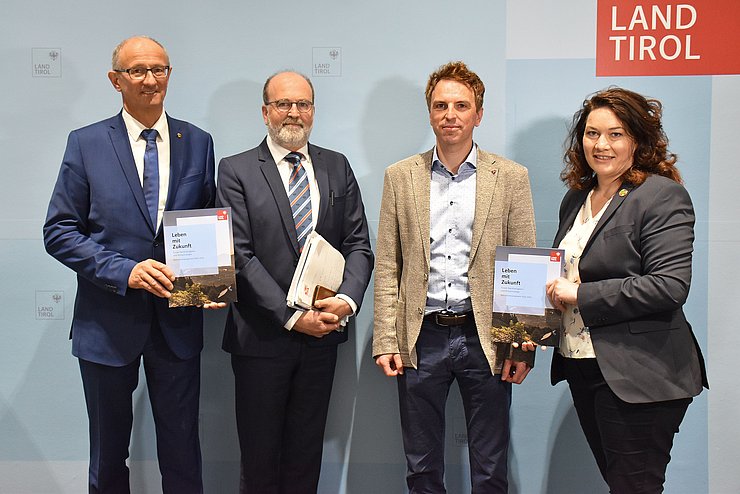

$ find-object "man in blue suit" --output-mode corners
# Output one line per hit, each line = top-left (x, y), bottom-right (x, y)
(43, 36), (216, 493)
(216, 71), (374, 493)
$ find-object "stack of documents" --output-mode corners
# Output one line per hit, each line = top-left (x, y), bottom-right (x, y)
(287, 231), (345, 310)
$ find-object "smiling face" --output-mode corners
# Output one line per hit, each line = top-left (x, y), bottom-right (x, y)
(262, 72), (314, 151)
(582, 107), (636, 186)
(108, 37), (170, 126)
(428, 79), (483, 150)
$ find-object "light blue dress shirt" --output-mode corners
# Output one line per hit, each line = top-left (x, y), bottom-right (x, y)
(425, 144), (477, 314)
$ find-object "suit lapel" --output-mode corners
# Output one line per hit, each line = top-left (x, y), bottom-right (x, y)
(581, 182), (636, 257)
(554, 189), (589, 247)
(258, 140), (301, 255)
(165, 115), (184, 214)
(310, 144), (330, 230)
(410, 151), (432, 267)
(108, 113), (155, 233)
(470, 150), (497, 263)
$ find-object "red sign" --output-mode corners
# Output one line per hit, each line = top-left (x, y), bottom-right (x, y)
(217, 209), (228, 220)
(550, 251), (562, 262)
(596, 0), (740, 76)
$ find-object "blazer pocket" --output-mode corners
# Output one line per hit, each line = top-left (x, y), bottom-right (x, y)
(603, 223), (634, 238)
(329, 193), (346, 206)
(179, 172), (204, 185)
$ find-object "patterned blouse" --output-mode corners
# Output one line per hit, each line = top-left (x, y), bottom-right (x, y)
(557, 189), (613, 359)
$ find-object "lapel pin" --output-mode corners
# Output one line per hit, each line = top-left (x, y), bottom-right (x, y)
(618, 188), (628, 197)
(177, 132), (182, 139)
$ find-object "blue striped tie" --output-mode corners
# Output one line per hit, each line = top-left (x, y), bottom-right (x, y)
(285, 152), (312, 250)
(140, 129), (159, 228)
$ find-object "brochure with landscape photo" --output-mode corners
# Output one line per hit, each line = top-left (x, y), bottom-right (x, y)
(491, 246), (565, 351)
(163, 207), (237, 307)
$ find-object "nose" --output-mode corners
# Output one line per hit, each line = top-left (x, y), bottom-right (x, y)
(287, 102), (301, 117)
(595, 134), (609, 148)
(142, 69), (157, 84)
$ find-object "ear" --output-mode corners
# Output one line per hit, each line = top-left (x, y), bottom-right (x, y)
(108, 71), (122, 92)
(475, 107), (484, 127)
(262, 105), (269, 124)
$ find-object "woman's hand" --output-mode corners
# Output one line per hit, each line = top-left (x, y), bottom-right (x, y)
(546, 277), (579, 312)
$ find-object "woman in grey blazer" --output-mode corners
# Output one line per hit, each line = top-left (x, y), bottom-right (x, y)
(544, 87), (708, 494)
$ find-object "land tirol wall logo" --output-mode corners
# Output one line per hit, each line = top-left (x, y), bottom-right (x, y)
(596, 0), (740, 76)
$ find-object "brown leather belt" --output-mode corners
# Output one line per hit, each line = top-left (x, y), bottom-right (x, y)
(424, 310), (473, 327)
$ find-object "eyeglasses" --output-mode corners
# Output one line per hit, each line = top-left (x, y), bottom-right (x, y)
(266, 100), (314, 113)
(114, 66), (170, 80)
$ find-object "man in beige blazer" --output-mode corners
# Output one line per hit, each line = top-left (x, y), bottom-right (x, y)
(373, 61), (536, 493)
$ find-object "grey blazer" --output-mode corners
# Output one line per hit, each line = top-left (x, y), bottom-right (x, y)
(550, 174), (708, 403)
(372, 148), (536, 374)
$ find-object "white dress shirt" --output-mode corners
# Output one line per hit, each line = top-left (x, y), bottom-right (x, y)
(121, 109), (170, 229)
(265, 136), (356, 330)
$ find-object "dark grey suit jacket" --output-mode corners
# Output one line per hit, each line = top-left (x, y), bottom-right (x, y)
(216, 138), (373, 356)
(550, 174), (708, 403)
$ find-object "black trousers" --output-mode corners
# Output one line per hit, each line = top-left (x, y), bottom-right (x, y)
(563, 357), (691, 494)
(231, 342), (338, 494)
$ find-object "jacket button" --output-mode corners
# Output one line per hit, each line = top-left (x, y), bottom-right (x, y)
(153, 241), (160, 247)
(417, 307), (423, 314)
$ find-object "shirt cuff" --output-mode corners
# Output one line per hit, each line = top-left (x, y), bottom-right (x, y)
(335, 293), (357, 327)
(285, 309), (303, 330)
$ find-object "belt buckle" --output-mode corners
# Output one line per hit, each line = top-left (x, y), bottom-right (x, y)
(436, 310), (465, 326)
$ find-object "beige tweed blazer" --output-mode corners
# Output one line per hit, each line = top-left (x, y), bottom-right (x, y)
(372, 148), (536, 374)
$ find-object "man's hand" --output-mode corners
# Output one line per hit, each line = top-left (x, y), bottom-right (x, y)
(293, 309), (340, 338)
(500, 359), (532, 384)
(375, 353), (404, 376)
(202, 302), (227, 310)
(128, 259), (175, 298)
(313, 296), (352, 319)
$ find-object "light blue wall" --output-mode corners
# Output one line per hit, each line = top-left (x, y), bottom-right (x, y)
(1, 1), (736, 492)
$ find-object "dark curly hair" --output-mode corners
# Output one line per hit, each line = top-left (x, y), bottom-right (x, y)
(425, 61), (484, 112)
(562, 87), (681, 190)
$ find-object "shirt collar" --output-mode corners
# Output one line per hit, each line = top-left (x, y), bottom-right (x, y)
(122, 108), (168, 141)
(266, 135), (310, 165)
(432, 143), (478, 175)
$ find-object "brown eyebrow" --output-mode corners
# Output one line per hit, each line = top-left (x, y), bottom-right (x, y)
(585, 125), (625, 131)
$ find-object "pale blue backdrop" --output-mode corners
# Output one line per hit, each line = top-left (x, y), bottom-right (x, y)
(1, 1), (737, 493)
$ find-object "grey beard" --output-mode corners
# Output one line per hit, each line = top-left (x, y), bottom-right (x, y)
(267, 121), (312, 150)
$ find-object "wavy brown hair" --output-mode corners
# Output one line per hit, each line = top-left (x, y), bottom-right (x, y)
(425, 61), (485, 112)
(562, 87), (681, 190)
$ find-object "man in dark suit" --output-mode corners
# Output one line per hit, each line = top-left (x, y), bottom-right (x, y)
(43, 36), (216, 493)
(216, 71), (373, 494)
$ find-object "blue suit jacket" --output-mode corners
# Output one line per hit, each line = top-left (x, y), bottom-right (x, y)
(44, 112), (216, 366)
(216, 138), (374, 356)
(550, 175), (708, 403)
